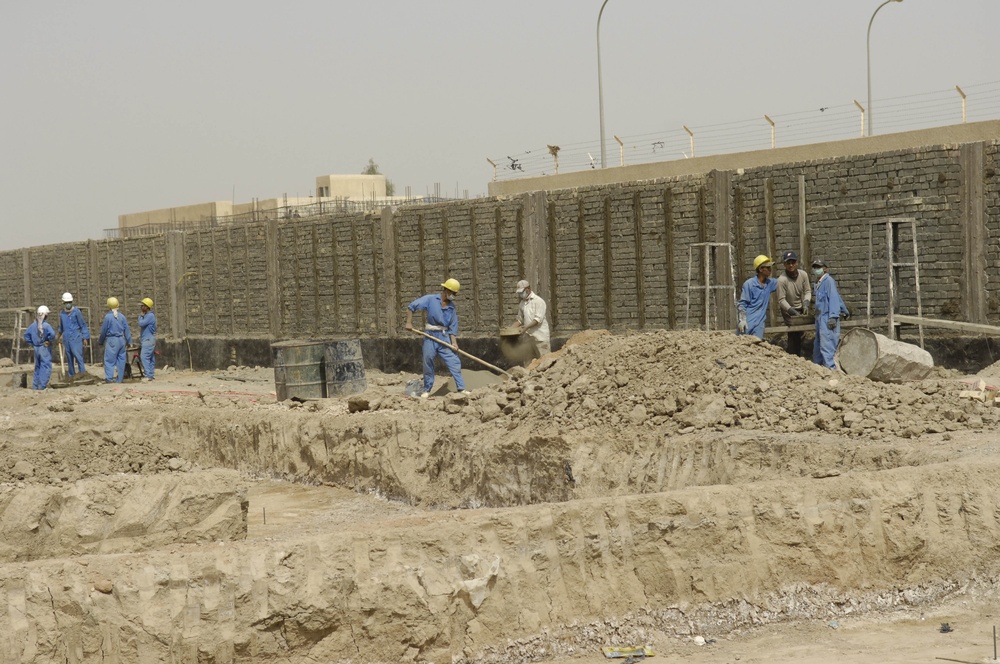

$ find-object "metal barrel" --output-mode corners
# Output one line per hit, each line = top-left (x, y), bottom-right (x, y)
(271, 340), (327, 401)
(324, 339), (367, 397)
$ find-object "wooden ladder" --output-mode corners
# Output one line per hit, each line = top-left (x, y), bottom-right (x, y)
(11, 309), (34, 366)
(685, 242), (737, 330)
(866, 217), (924, 347)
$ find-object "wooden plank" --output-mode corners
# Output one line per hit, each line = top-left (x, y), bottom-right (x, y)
(633, 191), (645, 328)
(578, 199), (588, 329)
(418, 213), (426, 295)
(663, 188), (676, 329)
(469, 206), (481, 330)
(798, 174), (809, 263)
(495, 207), (503, 328)
(895, 314), (1000, 336)
(312, 224), (321, 335)
(547, 200), (558, 331)
(330, 220), (340, 332)
(765, 318), (886, 334)
(351, 217), (361, 333)
(603, 196), (613, 328)
(515, 206), (524, 280)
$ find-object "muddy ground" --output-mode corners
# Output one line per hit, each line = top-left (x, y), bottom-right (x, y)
(3, 330), (1000, 663)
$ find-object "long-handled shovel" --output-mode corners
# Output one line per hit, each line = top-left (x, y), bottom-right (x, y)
(57, 341), (66, 381)
(409, 328), (511, 378)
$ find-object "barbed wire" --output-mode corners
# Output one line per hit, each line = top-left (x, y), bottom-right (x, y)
(489, 80), (1000, 180)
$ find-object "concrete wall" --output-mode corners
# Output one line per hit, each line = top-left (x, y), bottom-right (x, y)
(489, 120), (1000, 197)
(3, 133), (999, 369)
(118, 201), (231, 229)
(315, 174), (386, 199)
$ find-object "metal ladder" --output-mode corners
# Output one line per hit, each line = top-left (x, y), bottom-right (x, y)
(685, 242), (737, 330)
(866, 217), (923, 347)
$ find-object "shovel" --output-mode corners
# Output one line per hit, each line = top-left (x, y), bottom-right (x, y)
(409, 328), (511, 378)
(57, 341), (66, 380)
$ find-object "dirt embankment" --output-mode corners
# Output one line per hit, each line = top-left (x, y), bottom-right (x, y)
(3, 330), (1000, 662)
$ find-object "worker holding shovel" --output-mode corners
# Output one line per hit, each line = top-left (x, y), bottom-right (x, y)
(405, 278), (468, 398)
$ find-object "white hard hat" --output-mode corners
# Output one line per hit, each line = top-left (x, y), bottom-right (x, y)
(37, 305), (50, 316)
(62, 292), (73, 302)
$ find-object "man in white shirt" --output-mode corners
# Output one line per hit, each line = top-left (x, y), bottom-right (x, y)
(512, 280), (551, 359)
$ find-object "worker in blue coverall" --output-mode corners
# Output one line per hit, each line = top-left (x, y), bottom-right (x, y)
(812, 258), (851, 369)
(98, 297), (133, 383)
(736, 255), (778, 339)
(57, 291), (90, 376)
(137, 297), (157, 381)
(404, 278), (468, 397)
(24, 305), (56, 390)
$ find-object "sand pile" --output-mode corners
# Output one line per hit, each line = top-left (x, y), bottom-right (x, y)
(480, 330), (999, 439)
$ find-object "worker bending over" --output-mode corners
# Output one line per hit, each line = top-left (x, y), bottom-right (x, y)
(58, 292), (90, 376)
(24, 305), (56, 390)
(776, 251), (811, 356)
(511, 279), (551, 360)
(138, 297), (157, 381)
(405, 278), (467, 398)
(98, 297), (133, 383)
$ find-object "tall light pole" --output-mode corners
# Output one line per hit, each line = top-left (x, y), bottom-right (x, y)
(597, 0), (610, 168)
(867, 0), (903, 137)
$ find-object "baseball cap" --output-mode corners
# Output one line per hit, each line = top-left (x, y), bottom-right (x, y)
(781, 250), (798, 263)
(811, 258), (828, 267)
(515, 280), (530, 294)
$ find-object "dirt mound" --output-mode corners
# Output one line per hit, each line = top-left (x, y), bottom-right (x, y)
(491, 330), (999, 439)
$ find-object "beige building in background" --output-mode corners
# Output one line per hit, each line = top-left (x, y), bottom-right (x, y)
(118, 173), (388, 232)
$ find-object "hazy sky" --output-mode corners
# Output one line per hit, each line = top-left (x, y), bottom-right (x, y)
(2, 1), (996, 251)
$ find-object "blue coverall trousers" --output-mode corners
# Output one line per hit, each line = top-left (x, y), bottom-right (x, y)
(32, 345), (52, 390)
(64, 336), (86, 376)
(104, 336), (127, 382)
(422, 333), (465, 393)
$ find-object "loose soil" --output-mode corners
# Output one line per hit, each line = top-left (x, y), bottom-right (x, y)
(3, 330), (1000, 663)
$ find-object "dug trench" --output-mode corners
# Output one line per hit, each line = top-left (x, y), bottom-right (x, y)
(4, 329), (1000, 662)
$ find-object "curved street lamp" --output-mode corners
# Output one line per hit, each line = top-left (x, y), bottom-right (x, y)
(597, 0), (610, 168)
(867, 0), (904, 137)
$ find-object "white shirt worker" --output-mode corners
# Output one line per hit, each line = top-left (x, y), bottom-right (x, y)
(515, 280), (551, 358)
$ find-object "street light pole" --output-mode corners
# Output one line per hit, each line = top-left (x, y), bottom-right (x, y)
(867, 0), (903, 137)
(597, 0), (610, 168)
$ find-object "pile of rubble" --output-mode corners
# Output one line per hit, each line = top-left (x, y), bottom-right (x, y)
(467, 330), (999, 439)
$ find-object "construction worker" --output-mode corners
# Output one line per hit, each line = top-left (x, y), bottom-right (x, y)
(812, 258), (851, 369)
(24, 305), (56, 390)
(98, 297), (133, 383)
(776, 251), (811, 356)
(511, 279), (551, 360)
(138, 297), (157, 381)
(736, 255), (778, 339)
(57, 292), (90, 376)
(404, 278), (467, 398)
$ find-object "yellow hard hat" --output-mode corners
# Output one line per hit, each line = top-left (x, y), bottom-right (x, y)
(441, 278), (461, 294)
(107, 297), (119, 309)
(140, 297), (154, 309)
(753, 255), (774, 271)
